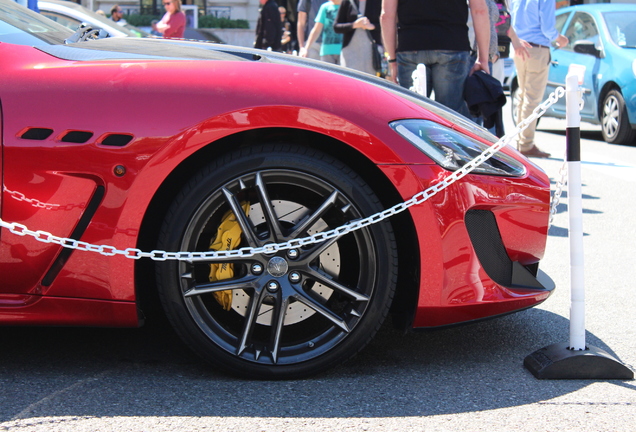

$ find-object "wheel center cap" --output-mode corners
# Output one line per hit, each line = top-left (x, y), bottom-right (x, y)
(267, 256), (289, 277)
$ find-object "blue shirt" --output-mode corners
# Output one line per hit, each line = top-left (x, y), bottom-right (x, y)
(510, 0), (559, 47)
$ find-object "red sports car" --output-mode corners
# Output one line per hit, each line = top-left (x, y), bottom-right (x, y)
(0, 1), (554, 379)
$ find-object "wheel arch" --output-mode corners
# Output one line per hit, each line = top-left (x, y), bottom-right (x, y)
(597, 81), (621, 122)
(134, 127), (420, 329)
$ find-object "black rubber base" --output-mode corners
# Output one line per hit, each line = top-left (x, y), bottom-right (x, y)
(524, 343), (634, 380)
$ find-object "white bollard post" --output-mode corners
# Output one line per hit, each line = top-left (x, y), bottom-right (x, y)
(565, 73), (586, 351)
(524, 73), (633, 379)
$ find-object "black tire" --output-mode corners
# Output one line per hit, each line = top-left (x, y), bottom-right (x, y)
(156, 145), (398, 379)
(601, 89), (636, 145)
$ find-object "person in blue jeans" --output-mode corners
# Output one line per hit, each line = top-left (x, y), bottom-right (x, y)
(380, 0), (491, 117)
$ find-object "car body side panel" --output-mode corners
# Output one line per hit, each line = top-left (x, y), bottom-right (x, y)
(0, 173), (98, 294)
(378, 161), (550, 328)
(603, 48), (636, 126)
(548, 48), (600, 119)
(0, 41), (551, 329)
(0, 295), (138, 326)
(0, 43), (431, 303)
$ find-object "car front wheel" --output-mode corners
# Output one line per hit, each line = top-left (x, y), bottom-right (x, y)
(601, 89), (636, 145)
(156, 145), (398, 379)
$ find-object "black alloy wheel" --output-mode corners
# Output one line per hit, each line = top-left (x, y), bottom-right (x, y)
(156, 145), (398, 379)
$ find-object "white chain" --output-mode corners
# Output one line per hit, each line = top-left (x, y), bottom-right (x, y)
(4, 188), (72, 211)
(550, 156), (569, 226)
(0, 87), (566, 261)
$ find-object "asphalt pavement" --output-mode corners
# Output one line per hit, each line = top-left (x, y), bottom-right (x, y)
(1, 96), (635, 431)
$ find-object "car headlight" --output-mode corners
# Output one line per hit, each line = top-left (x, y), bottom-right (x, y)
(390, 119), (526, 177)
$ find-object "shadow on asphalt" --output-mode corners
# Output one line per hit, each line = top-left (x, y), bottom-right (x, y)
(0, 308), (631, 420)
(546, 180), (601, 238)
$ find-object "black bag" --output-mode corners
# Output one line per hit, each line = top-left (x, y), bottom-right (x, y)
(367, 31), (383, 74)
(498, 34), (511, 58)
(495, 2), (511, 58)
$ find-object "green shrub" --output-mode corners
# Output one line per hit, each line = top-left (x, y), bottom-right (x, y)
(120, 13), (249, 29)
(124, 14), (161, 27)
(198, 15), (249, 29)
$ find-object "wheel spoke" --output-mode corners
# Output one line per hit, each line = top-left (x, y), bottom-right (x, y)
(237, 287), (268, 356)
(293, 291), (350, 332)
(183, 274), (257, 297)
(254, 172), (285, 242)
(269, 296), (290, 364)
(289, 190), (339, 238)
(301, 234), (341, 262)
(603, 100), (618, 138)
(306, 267), (370, 302)
(222, 187), (260, 247)
(609, 98), (617, 115)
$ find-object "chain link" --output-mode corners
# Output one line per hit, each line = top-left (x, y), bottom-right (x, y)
(4, 187), (87, 211)
(550, 156), (569, 226)
(0, 88), (566, 261)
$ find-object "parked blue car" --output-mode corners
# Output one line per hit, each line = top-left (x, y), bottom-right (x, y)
(511, 4), (636, 145)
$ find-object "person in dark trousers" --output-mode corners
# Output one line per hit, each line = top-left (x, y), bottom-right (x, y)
(255, 0), (284, 51)
(380, 0), (491, 117)
(279, 6), (294, 53)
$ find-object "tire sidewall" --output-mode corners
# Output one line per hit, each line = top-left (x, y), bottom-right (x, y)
(156, 145), (397, 379)
(601, 90), (634, 145)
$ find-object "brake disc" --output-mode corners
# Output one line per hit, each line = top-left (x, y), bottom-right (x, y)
(230, 200), (338, 325)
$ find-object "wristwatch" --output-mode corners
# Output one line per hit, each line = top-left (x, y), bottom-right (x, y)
(387, 58), (397, 63)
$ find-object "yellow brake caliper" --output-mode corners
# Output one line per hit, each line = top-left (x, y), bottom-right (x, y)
(208, 202), (250, 311)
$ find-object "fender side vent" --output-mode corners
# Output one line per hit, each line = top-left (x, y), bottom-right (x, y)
(465, 209), (546, 290)
(465, 209), (513, 285)
(41, 185), (105, 287)
(21, 128), (54, 140)
(61, 131), (93, 143)
(101, 134), (134, 147)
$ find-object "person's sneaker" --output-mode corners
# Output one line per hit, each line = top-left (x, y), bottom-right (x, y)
(521, 145), (551, 158)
